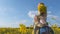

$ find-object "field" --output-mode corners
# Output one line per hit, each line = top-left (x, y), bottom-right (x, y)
(0, 27), (60, 34)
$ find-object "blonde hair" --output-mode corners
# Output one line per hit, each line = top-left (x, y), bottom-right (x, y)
(37, 3), (47, 15)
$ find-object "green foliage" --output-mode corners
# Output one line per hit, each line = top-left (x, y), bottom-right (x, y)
(0, 24), (60, 34)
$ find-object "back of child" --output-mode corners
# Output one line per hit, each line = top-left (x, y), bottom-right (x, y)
(34, 2), (48, 34)
(37, 2), (47, 27)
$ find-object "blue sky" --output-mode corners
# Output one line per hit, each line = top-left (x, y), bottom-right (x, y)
(0, 0), (60, 28)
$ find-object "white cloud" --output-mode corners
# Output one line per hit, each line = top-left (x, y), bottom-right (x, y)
(28, 10), (59, 20)
(28, 10), (52, 18)
(47, 14), (58, 19)
(28, 10), (38, 18)
(47, 11), (59, 20)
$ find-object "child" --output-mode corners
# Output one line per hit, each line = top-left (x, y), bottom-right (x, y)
(38, 3), (54, 34)
(34, 3), (47, 34)
(37, 2), (47, 27)
(38, 2), (47, 21)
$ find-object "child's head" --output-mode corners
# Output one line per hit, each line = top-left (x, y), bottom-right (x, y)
(37, 2), (46, 15)
(38, 2), (45, 11)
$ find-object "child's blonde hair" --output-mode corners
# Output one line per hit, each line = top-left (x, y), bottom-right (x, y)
(37, 3), (47, 15)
